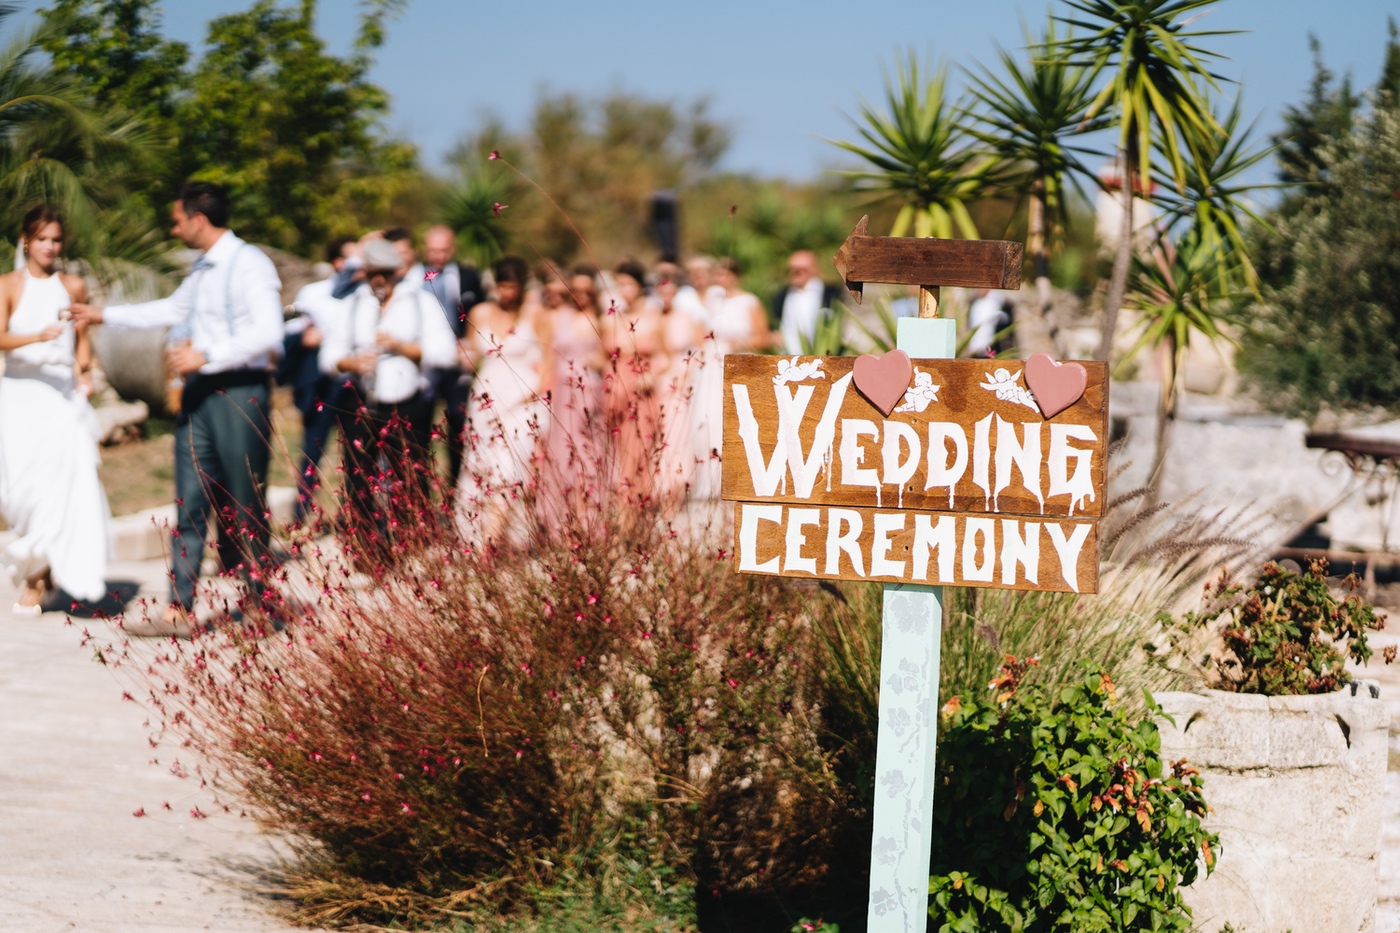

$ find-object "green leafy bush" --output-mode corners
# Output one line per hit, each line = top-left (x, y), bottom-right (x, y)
(1184, 559), (1383, 695)
(928, 661), (1217, 932)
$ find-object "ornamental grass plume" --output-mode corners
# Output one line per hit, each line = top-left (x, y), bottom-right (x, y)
(100, 305), (854, 928)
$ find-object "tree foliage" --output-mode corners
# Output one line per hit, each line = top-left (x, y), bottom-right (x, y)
(41, 0), (414, 256)
(454, 91), (733, 264)
(832, 53), (988, 239)
(1241, 103), (1400, 414)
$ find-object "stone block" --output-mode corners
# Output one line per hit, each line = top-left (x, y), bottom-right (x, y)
(1156, 687), (1388, 933)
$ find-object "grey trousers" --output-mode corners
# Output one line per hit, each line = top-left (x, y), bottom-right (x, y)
(169, 375), (271, 610)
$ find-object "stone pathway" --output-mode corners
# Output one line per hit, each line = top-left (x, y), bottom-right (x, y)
(5, 516), (1400, 930)
(0, 550), (312, 932)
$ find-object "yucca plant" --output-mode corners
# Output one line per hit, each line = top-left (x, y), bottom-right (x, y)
(1149, 93), (1278, 296)
(1123, 228), (1239, 478)
(1054, 0), (1236, 361)
(0, 4), (175, 290)
(964, 17), (1106, 331)
(831, 52), (990, 239)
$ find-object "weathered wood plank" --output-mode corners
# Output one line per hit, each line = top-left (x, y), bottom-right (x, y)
(832, 217), (1023, 302)
(732, 502), (1099, 593)
(720, 355), (1109, 519)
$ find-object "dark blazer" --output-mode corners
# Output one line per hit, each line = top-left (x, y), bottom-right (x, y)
(771, 281), (845, 328)
(425, 261), (485, 339)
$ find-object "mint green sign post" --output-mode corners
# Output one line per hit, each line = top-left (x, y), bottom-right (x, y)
(867, 312), (956, 931)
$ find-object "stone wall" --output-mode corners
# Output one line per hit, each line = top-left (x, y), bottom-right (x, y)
(1156, 687), (1388, 933)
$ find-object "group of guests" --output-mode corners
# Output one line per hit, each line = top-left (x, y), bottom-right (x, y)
(0, 181), (849, 637)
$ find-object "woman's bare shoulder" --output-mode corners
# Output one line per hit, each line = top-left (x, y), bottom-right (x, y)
(60, 272), (87, 301)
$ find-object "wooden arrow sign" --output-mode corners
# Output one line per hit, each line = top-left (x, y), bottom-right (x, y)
(833, 215), (1025, 303)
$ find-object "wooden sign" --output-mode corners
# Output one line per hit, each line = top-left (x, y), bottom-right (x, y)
(721, 354), (1108, 593)
(833, 215), (1023, 303)
(734, 503), (1098, 593)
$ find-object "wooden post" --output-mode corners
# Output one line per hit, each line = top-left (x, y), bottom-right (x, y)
(867, 312), (956, 931)
(918, 285), (940, 319)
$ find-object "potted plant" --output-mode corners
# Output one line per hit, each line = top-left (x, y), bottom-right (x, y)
(1154, 559), (1389, 933)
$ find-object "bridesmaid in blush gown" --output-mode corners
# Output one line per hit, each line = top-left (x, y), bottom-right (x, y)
(457, 256), (549, 546)
(537, 265), (606, 520)
(0, 205), (110, 614)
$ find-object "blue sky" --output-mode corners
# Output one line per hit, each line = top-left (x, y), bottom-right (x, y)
(71, 0), (1400, 180)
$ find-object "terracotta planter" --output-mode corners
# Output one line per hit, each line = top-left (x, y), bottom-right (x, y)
(1155, 684), (1387, 933)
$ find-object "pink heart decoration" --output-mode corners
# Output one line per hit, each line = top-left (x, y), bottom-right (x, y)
(852, 349), (913, 417)
(1024, 352), (1088, 419)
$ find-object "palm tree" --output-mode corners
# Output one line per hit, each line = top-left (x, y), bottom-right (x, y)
(1122, 229), (1237, 478)
(0, 7), (172, 290)
(1149, 93), (1277, 295)
(831, 53), (990, 239)
(964, 17), (1106, 336)
(1055, 0), (1236, 361)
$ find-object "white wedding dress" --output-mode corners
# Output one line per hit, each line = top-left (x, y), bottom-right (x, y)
(0, 270), (110, 603)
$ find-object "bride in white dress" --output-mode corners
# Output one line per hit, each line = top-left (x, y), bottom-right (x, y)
(0, 206), (110, 614)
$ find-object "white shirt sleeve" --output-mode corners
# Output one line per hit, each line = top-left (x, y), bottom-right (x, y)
(319, 290), (362, 378)
(201, 249), (285, 373)
(417, 290), (461, 370)
(102, 275), (196, 329)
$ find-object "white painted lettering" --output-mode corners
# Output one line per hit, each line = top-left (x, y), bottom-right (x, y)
(738, 503), (784, 573)
(972, 414), (993, 510)
(1048, 424), (1098, 516)
(1046, 522), (1092, 593)
(911, 513), (956, 582)
(870, 512), (907, 577)
(924, 422), (968, 509)
(733, 384), (790, 495)
(999, 520), (1040, 586)
(882, 421), (921, 508)
(783, 507), (821, 575)
(825, 508), (866, 577)
(780, 373), (852, 498)
(962, 517), (996, 582)
(993, 416), (1045, 513)
(840, 419), (881, 502)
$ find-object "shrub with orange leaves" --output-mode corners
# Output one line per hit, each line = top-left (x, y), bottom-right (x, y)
(928, 661), (1217, 932)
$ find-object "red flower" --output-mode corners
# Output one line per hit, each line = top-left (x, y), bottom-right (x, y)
(424, 269), (440, 282)
(488, 150), (500, 161)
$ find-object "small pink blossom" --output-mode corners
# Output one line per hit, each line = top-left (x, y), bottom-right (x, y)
(488, 150), (500, 160)
(424, 269), (440, 282)
(492, 202), (507, 216)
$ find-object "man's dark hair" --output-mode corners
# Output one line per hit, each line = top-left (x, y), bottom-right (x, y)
(615, 258), (647, 284)
(493, 255), (529, 286)
(325, 236), (354, 264)
(176, 180), (231, 228)
(383, 226), (413, 246)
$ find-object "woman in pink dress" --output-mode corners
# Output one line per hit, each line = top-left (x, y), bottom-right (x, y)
(536, 265), (606, 523)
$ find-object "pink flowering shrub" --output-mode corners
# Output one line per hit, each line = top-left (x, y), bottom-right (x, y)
(110, 372), (855, 926)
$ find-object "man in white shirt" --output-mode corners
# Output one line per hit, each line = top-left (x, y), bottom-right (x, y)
(318, 238), (439, 563)
(283, 236), (353, 521)
(773, 250), (843, 354)
(71, 181), (284, 636)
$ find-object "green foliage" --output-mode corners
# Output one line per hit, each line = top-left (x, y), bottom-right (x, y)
(963, 17), (1105, 246)
(832, 52), (988, 239)
(470, 90), (733, 263)
(1122, 230), (1239, 419)
(1241, 104), (1400, 414)
(1183, 560), (1382, 696)
(1056, 0), (1232, 191)
(929, 663), (1217, 933)
(1148, 95), (1278, 295)
(176, 0), (408, 252)
(1271, 36), (1362, 193)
